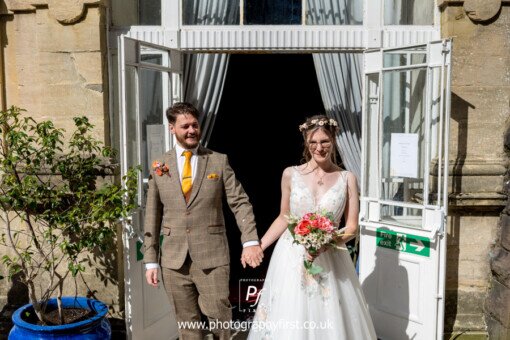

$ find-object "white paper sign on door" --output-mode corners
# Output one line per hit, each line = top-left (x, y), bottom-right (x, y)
(390, 133), (418, 178)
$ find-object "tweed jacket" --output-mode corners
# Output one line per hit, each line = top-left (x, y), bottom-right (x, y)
(143, 146), (259, 270)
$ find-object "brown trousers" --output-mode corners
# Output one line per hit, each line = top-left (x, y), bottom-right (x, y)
(162, 255), (232, 340)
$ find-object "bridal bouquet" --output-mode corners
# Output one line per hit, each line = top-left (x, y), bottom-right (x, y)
(287, 210), (344, 275)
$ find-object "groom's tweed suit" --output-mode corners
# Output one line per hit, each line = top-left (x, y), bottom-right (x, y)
(143, 145), (258, 339)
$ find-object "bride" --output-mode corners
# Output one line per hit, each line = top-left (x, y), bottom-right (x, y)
(245, 115), (377, 339)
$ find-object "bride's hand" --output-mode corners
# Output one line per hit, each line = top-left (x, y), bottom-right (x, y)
(306, 246), (327, 262)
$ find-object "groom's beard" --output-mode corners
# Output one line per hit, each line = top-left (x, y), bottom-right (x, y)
(176, 131), (201, 149)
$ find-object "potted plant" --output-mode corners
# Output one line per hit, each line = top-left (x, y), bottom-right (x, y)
(0, 106), (138, 338)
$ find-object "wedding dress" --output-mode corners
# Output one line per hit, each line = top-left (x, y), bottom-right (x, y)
(247, 167), (377, 339)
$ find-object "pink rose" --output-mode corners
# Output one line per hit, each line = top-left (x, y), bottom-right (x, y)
(315, 216), (334, 232)
(302, 213), (314, 221)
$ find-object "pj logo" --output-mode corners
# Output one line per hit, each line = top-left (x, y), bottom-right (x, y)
(238, 279), (270, 313)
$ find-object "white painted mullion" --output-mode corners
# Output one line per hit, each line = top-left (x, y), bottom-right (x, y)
(364, 0), (382, 48)
(422, 63), (433, 211)
(134, 70), (143, 208)
(377, 50), (384, 222)
(118, 35), (128, 181)
(442, 39), (452, 220)
(161, 69), (170, 152)
(437, 40), (451, 340)
(360, 66), (368, 221)
(162, 0), (180, 29)
(436, 45), (446, 208)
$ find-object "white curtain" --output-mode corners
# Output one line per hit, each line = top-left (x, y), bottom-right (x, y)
(182, 0), (239, 146)
(308, 0), (363, 181)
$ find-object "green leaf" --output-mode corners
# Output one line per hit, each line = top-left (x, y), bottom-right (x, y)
(304, 261), (323, 275)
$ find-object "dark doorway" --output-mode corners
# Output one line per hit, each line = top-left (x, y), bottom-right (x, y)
(207, 54), (324, 319)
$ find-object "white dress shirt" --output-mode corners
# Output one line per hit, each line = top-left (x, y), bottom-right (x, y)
(146, 144), (258, 270)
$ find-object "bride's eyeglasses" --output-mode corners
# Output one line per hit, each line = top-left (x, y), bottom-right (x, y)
(308, 140), (332, 150)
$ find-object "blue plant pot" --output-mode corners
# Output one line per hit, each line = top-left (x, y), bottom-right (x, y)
(9, 297), (111, 339)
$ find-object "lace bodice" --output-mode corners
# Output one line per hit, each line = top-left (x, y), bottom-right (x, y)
(289, 167), (348, 225)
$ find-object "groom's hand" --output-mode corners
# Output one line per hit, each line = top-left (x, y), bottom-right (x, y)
(241, 245), (264, 268)
(145, 268), (159, 287)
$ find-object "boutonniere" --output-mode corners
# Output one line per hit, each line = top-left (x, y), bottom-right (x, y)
(152, 161), (170, 177)
(207, 173), (219, 179)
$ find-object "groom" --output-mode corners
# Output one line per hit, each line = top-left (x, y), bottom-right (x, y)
(143, 102), (263, 340)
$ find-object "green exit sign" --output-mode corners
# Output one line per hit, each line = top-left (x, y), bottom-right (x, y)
(376, 229), (430, 257)
(136, 235), (164, 262)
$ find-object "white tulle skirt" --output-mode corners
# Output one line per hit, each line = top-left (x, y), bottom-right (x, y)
(247, 230), (377, 340)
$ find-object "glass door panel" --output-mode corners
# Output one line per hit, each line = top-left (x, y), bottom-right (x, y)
(380, 67), (427, 228)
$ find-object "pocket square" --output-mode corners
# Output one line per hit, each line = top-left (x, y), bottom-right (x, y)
(207, 173), (219, 179)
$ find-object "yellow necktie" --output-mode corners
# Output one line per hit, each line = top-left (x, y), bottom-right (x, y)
(182, 150), (193, 201)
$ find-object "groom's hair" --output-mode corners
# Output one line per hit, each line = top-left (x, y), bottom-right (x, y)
(166, 102), (200, 124)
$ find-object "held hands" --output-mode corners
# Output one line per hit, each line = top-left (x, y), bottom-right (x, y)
(241, 245), (264, 268)
(145, 268), (159, 288)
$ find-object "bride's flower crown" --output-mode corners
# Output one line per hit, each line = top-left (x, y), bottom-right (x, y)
(299, 118), (338, 132)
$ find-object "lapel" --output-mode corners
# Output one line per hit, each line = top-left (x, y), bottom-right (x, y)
(187, 145), (208, 207)
(164, 149), (187, 209)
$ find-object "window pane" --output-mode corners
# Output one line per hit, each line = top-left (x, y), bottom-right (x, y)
(380, 205), (422, 228)
(139, 68), (165, 180)
(380, 69), (427, 206)
(384, 0), (434, 25)
(112, 0), (161, 26)
(125, 66), (138, 171)
(306, 0), (363, 25)
(364, 73), (379, 197)
(428, 66), (447, 207)
(183, 0), (239, 25)
(124, 66), (140, 204)
(139, 0), (161, 25)
(383, 46), (427, 68)
(140, 47), (170, 68)
(245, 0), (301, 25)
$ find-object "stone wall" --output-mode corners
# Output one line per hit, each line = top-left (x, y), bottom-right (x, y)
(1, 0), (109, 140)
(441, 1), (510, 338)
(0, 0), (122, 321)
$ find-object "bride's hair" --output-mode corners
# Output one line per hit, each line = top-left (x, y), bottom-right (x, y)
(300, 115), (341, 166)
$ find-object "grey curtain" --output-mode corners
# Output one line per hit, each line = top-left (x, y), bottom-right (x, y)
(183, 54), (230, 145)
(308, 0), (363, 181)
(313, 53), (363, 180)
(306, 0), (362, 25)
(182, 0), (239, 145)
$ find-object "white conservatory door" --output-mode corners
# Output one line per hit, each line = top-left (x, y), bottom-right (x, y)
(119, 35), (182, 340)
(359, 40), (452, 340)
